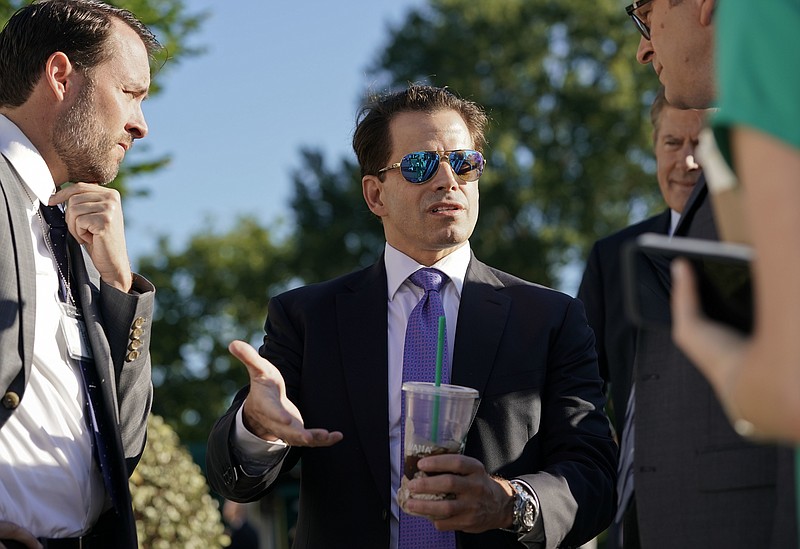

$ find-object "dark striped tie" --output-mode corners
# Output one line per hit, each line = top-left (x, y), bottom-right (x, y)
(615, 385), (636, 526)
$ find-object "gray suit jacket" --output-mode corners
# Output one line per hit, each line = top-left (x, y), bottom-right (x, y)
(207, 254), (617, 549)
(0, 155), (154, 547)
(632, 180), (797, 547)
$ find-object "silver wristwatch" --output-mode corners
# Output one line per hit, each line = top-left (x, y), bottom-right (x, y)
(508, 479), (536, 533)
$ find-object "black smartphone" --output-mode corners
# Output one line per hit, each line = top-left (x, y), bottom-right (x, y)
(622, 233), (754, 334)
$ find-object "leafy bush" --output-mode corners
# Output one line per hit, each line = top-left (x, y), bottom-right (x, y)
(130, 414), (229, 548)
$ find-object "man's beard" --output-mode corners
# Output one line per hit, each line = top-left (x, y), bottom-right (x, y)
(52, 79), (124, 185)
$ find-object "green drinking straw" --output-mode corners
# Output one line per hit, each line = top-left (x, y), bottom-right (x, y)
(431, 315), (446, 443)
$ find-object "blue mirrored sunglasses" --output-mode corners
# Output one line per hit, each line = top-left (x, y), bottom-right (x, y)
(377, 149), (485, 184)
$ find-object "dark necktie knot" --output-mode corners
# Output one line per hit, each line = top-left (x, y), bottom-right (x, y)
(39, 203), (67, 229)
(409, 268), (448, 293)
(39, 203), (69, 301)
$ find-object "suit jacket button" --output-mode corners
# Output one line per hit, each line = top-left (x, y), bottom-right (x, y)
(133, 317), (146, 329)
(223, 468), (237, 486)
(2, 391), (20, 409)
(131, 327), (144, 339)
(129, 339), (143, 351)
(126, 350), (141, 362)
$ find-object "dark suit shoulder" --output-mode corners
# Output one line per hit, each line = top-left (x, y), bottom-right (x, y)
(580, 210), (671, 294)
(473, 260), (578, 310)
(592, 210), (671, 253)
(270, 260), (384, 308)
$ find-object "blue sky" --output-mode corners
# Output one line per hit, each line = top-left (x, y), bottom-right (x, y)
(124, 0), (426, 263)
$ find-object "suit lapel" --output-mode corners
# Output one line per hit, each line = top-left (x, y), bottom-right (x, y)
(450, 256), (511, 397)
(675, 175), (706, 236)
(675, 174), (719, 239)
(67, 237), (120, 425)
(655, 208), (672, 235)
(67, 236), (136, 521)
(337, 259), (391, 505)
(0, 157), (36, 419)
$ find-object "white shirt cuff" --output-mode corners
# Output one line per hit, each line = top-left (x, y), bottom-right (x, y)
(233, 400), (289, 460)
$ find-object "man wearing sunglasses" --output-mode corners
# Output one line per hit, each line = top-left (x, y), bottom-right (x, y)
(207, 84), (616, 549)
(616, 1), (798, 548)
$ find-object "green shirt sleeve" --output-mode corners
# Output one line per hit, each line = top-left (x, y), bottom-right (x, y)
(713, 1), (800, 152)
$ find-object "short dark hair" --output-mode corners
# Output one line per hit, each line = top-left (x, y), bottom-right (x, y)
(352, 84), (489, 179)
(649, 85), (670, 142)
(0, 0), (161, 108)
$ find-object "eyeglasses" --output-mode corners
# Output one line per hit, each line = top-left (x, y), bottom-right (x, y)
(377, 149), (485, 184)
(625, 0), (654, 40)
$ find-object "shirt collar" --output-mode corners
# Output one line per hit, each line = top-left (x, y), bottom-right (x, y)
(0, 114), (57, 205)
(385, 242), (471, 301)
(669, 209), (681, 237)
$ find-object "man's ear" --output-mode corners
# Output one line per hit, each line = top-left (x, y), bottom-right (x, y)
(362, 174), (386, 217)
(698, 0), (715, 27)
(44, 51), (75, 101)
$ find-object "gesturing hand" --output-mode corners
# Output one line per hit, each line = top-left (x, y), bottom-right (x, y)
(229, 340), (343, 447)
(50, 183), (132, 292)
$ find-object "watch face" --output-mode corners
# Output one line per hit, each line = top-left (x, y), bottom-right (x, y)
(511, 482), (536, 532)
(521, 497), (535, 529)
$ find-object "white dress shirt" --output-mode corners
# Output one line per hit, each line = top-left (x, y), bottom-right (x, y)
(0, 114), (105, 537)
(669, 209), (681, 237)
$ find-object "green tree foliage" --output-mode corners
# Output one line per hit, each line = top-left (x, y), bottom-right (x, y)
(287, 149), (386, 283)
(140, 0), (663, 440)
(0, 0), (206, 197)
(137, 217), (291, 442)
(291, 0), (660, 286)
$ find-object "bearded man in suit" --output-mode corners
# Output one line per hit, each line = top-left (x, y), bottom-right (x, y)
(0, 1), (159, 547)
(207, 84), (616, 549)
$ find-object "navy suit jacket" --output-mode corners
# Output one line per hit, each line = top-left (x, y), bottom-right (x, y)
(207, 253), (617, 549)
(577, 209), (671, 431)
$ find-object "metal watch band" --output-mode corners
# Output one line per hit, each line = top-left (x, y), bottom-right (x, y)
(508, 479), (536, 533)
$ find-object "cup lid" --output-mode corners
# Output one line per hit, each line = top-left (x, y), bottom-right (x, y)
(401, 382), (479, 398)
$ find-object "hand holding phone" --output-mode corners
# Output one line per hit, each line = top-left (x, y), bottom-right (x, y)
(623, 233), (754, 334)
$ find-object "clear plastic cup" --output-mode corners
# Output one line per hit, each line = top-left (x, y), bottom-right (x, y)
(398, 382), (479, 514)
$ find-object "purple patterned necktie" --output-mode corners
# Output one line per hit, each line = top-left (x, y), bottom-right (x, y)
(399, 268), (456, 549)
(403, 268), (450, 385)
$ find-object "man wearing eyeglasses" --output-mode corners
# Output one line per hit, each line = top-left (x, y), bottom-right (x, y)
(616, 1), (798, 548)
(207, 84), (616, 549)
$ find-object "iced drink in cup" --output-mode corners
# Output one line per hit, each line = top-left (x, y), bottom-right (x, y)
(397, 382), (479, 515)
